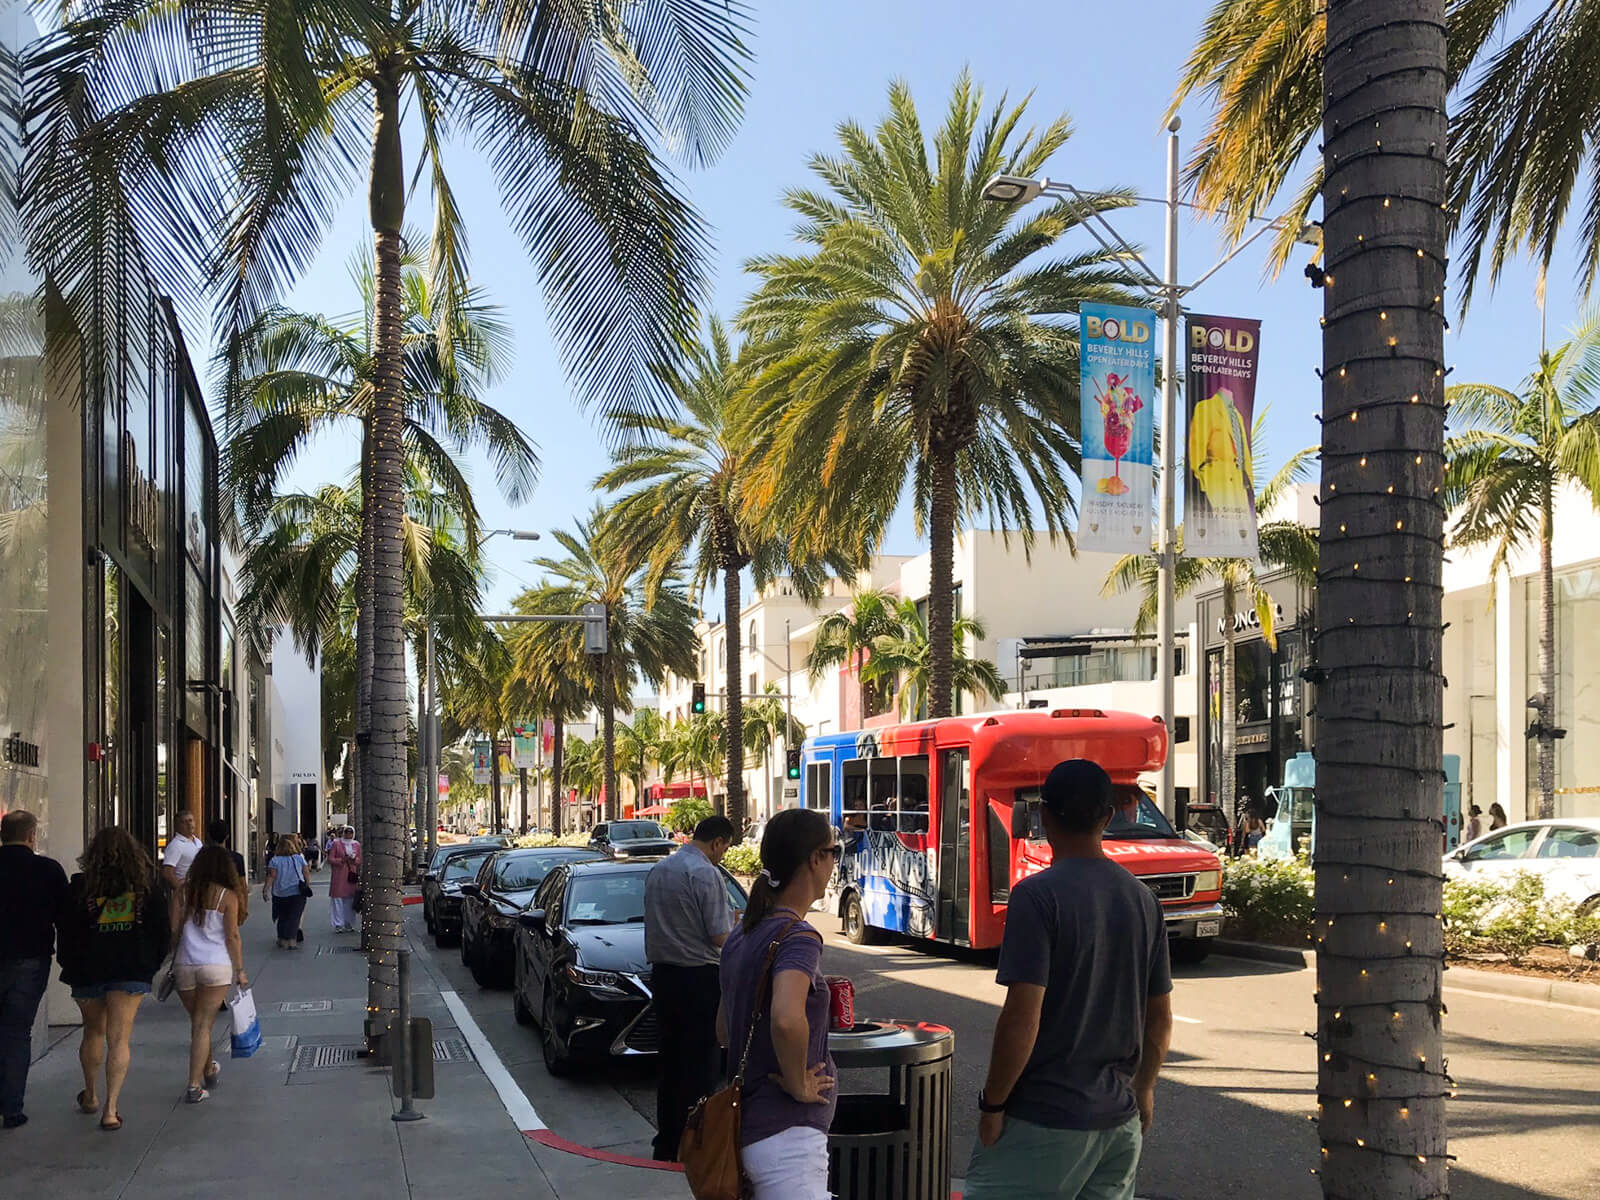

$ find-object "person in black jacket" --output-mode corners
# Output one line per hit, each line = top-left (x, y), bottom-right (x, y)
(57, 826), (170, 1131)
(0, 811), (69, 1129)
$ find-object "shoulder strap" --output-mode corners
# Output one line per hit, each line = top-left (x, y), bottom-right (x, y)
(731, 915), (811, 1086)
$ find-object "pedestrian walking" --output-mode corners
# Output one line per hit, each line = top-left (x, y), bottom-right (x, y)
(965, 760), (1172, 1200)
(172, 847), (247, 1104)
(1466, 805), (1485, 843)
(0, 811), (69, 1129)
(206, 821), (249, 900)
(327, 827), (361, 933)
(1489, 803), (1508, 832)
(56, 826), (171, 1132)
(715, 809), (839, 1200)
(644, 814), (737, 1161)
(262, 835), (310, 949)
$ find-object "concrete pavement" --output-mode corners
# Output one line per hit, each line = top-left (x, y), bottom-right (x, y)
(8, 878), (687, 1200)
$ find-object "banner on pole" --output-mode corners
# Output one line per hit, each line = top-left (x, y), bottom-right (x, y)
(472, 740), (492, 785)
(1185, 314), (1261, 558)
(1077, 303), (1157, 554)
(512, 727), (538, 770)
(541, 719), (556, 768)
(437, 773), (449, 798)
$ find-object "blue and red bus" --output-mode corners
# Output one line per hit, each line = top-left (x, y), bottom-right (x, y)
(800, 708), (1225, 958)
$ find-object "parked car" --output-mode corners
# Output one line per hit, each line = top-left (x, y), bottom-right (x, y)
(422, 839), (511, 934)
(1443, 818), (1600, 912)
(429, 846), (501, 946)
(513, 859), (748, 1074)
(460, 846), (605, 987)
(587, 819), (677, 859)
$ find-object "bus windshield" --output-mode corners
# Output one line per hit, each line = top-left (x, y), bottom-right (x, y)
(1015, 784), (1178, 841)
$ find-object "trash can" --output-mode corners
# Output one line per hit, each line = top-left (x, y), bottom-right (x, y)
(826, 1020), (954, 1200)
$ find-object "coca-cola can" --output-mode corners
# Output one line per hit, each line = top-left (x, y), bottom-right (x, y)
(826, 975), (855, 1031)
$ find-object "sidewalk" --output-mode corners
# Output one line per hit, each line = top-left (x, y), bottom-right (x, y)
(10, 879), (687, 1200)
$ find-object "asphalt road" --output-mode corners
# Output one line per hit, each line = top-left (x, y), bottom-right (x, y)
(412, 901), (1599, 1200)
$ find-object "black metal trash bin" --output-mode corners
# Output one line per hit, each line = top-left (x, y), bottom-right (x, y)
(826, 1020), (954, 1200)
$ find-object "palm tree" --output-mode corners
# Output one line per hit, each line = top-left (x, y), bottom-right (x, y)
(1444, 315), (1600, 819)
(563, 737), (604, 813)
(517, 511), (698, 821)
(501, 630), (588, 836)
(661, 712), (725, 802)
(742, 683), (806, 819)
(1170, 0), (1600, 304)
(27, 0), (752, 1047)
(860, 599), (1007, 722)
(807, 590), (906, 725)
(600, 316), (858, 833)
(1104, 437), (1319, 824)
(740, 72), (1138, 719)
(617, 708), (671, 815)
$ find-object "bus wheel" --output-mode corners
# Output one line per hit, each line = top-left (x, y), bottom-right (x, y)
(843, 893), (875, 945)
(1172, 938), (1212, 965)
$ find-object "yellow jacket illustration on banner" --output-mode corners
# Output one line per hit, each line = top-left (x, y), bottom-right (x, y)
(1188, 386), (1252, 510)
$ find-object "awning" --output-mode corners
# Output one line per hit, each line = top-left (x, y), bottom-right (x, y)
(636, 804), (670, 816)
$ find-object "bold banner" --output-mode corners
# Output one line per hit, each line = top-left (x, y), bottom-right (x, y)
(1185, 314), (1261, 557)
(512, 727), (539, 770)
(1078, 303), (1157, 554)
(472, 740), (492, 786)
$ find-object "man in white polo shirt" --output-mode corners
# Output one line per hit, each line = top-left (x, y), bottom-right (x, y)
(161, 810), (204, 888)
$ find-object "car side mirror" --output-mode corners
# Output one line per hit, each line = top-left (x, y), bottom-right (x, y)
(460, 884), (481, 898)
(519, 909), (546, 932)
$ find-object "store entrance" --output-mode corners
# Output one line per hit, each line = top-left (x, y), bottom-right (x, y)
(1235, 748), (1274, 823)
(125, 587), (159, 851)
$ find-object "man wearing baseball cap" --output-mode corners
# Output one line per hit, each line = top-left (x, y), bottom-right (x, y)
(965, 759), (1173, 1199)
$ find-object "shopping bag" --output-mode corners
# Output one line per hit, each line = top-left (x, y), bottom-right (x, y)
(229, 985), (262, 1059)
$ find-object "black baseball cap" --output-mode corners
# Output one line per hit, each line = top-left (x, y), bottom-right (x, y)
(1041, 759), (1115, 833)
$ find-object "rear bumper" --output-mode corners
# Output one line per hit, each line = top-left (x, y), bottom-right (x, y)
(1162, 903), (1225, 939)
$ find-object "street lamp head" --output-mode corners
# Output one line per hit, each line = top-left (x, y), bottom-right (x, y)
(510, 530), (541, 541)
(981, 173), (1045, 205)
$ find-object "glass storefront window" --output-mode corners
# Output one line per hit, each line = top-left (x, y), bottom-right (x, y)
(1545, 567), (1600, 818)
(103, 558), (122, 827)
(1235, 639), (1272, 725)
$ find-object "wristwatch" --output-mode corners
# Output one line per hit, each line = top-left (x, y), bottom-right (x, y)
(977, 1090), (1008, 1114)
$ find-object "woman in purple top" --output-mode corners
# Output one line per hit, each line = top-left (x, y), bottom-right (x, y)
(716, 808), (840, 1200)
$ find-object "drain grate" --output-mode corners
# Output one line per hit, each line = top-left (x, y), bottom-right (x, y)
(280, 1000), (332, 1014)
(288, 1037), (473, 1074)
(432, 1036), (473, 1064)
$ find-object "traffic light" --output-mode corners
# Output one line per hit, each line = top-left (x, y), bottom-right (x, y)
(691, 682), (706, 714)
(785, 749), (802, 780)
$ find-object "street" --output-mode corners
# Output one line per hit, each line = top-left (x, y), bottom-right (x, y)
(411, 899), (1599, 1200)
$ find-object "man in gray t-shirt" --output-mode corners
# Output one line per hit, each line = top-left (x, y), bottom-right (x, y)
(966, 760), (1174, 1200)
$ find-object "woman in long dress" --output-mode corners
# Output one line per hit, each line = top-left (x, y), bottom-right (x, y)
(327, 827), (362, 933)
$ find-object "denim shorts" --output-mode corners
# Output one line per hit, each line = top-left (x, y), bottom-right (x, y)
(70, 981), (153, 1000)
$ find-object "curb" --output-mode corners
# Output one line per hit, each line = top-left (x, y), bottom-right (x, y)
(1214, 939), (1600, 1010)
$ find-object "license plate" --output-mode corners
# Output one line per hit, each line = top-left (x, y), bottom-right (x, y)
(1195, 920), (1220, 938)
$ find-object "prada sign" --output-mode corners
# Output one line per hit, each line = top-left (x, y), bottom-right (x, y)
(123, 431), (160, 551)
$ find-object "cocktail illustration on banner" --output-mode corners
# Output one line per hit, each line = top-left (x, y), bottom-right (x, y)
(1094, 372), (1145, 495)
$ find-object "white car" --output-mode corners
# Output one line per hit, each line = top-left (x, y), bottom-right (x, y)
(1443, 818), (1600, 913)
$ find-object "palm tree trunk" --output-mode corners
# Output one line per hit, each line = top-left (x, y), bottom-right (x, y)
(552, 721), (566, 834)
(353, 429), (374, 856)
(363, 70), (408, 1052)
(927, 442), (958, 718)
(1537, 489), (1556, 820)
(602, 664), (618, 822)
(722, 557), (746, 834)
(1221, 582), (1237, 835)
(1316, 4), (1449, 1193)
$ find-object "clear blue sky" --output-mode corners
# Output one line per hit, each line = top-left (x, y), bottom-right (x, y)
(260, 0), (1573, 615)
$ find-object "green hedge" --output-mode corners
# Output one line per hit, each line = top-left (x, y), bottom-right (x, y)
(722, 841), (762, 876)
(1222, 856), (1600, 964)
(512, 830), (595, 849)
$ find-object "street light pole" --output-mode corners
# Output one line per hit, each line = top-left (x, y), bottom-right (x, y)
(1156, 118), (1181, 822)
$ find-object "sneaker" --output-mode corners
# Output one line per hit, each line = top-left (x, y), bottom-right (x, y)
(184, 1087), (208, 1105)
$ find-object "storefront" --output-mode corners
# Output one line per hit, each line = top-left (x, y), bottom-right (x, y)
(1194, 571), (1316, 821)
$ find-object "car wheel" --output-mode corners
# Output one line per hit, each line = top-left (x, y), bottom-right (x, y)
(424, 902), (434, 934)
(435, 924), (455, 948)
(1171, 938), (1212, 966)
(469, 942), (495, 989)
(842, 892), (875, 945)
(541, 989), (571, 1076)
(513, 972), (535, 1026)
(459, 929), (472, 965)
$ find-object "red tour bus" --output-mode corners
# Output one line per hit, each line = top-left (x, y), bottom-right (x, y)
(800, 708), (1224, 960)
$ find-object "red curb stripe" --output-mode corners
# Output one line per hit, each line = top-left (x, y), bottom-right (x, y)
(524, 1128), (685, 1172)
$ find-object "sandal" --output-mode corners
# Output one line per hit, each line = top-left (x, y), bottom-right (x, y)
(184, 1087), (208, 1105)
(203, 1060), (220, 1087)
(75, 1090), (98, 1115)
(99, 1114), (123, 1131)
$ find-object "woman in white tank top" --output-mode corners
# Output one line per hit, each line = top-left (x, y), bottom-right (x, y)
(173, 845), (247, 1104)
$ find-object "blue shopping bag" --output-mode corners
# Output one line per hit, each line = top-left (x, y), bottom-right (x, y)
(229, 985), (262, 1058)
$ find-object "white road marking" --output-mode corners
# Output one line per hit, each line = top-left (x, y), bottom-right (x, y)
(1173, 1014), (1202, 1025)
(1443, 985), (1600, 1015)
(440, 988), (546, 1131)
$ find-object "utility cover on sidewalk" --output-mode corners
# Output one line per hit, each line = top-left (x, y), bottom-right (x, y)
(288, 1037), (473, 1074)
(280, 1000), (333, 1013)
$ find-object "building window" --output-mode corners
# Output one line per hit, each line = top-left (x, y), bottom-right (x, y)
(748, 620), (757, 653)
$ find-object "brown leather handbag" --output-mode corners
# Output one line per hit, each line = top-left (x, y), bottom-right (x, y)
(678, 915), (805, 1200)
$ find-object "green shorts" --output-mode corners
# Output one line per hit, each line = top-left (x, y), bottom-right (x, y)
(963, 1113), (1142, 1200)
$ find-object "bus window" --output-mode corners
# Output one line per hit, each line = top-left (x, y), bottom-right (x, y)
(988, 805), (1010, 903)
(898, 755), (929, 833)
(806, 762), (832, 813)
(869, 758), (897, 831)
(841, 759), (868, 830)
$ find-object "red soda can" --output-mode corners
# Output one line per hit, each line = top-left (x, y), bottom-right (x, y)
(826, 975), (855, 1031)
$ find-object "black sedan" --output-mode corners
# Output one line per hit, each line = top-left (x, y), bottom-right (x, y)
(459, 846), (604, 988)
(587, 819), (677, 859)
(514, 859), (747, 1075)
(422, 838), (511, 934)
(429, 846), (500, 946)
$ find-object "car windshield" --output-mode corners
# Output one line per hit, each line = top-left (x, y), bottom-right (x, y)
(566, 873), (648, 924)
(444, 852), (492, 883)
(607, 821), (666, 841)
(492, 853), (588, 891)
(1015, 784), (1178, 841)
